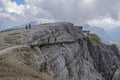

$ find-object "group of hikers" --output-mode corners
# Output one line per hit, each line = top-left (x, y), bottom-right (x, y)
(47, 37), (63, 47)
(26, 23), (31, 29)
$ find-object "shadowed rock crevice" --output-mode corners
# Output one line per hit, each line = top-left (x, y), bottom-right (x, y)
(87, 38), (120, 80)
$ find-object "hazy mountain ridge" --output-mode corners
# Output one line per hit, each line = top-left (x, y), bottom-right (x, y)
(107, 27), (120, 40)
(83, 24), (112, 43)
(0, 20), (39, 31)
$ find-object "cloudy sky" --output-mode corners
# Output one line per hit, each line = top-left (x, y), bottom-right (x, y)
(0, 0), (120, 29)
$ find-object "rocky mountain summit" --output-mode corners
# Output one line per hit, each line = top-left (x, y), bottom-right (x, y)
(0, 22), (120, 80)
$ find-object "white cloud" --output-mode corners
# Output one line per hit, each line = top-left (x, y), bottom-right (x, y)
(83, 0), (95, 4)
(0, 0), (54, 29)
(0, 0), (120, 29)
(0, 0), (24, 14)
(87, 17), (120, 29)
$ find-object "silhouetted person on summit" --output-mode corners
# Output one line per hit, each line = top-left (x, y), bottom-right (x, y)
(29, 23), (31, 29)
(26, 25), (28, 29)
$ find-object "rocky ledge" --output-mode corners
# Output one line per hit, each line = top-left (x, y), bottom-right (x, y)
(0, 22), (120, 80)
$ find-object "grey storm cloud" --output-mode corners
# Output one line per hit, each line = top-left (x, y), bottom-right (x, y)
(40, 0), (120, 24)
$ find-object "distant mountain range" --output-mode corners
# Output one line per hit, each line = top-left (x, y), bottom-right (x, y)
(83, 23), (120, 46)
(0, 21), (39, 31)
(12, 21), (39, 29)
(83, 24), (112, 43)
(107, 27), (120, 40)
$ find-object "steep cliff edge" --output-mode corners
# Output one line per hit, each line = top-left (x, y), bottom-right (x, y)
(0, 22), (120, 80)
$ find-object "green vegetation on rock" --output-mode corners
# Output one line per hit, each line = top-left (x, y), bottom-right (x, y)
(89, 33), (101, 43)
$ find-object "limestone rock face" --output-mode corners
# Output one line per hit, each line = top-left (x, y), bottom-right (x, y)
(0, 22), (120, 80)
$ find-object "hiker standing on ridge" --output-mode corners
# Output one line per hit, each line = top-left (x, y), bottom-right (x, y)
(26, 25), (28, 30)
(29, 23), (31, 29)
(55, 37), (57, 44)
(47, 38), (50, 48)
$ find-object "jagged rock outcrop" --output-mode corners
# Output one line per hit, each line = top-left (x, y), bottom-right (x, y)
(0, 22), (120, 80)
